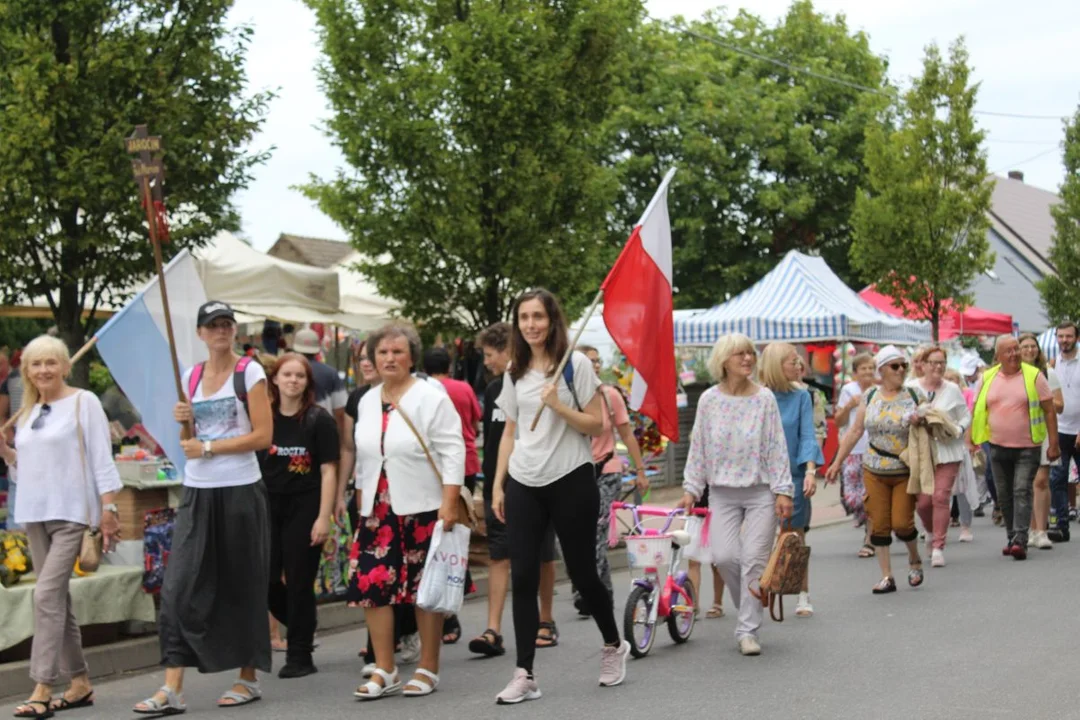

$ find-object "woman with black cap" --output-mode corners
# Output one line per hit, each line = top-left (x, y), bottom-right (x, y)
(133, 301), (274, 715)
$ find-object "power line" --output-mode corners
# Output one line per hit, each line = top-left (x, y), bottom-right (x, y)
(991, 147), (1060, 174)
(659, 19), (1071, 123)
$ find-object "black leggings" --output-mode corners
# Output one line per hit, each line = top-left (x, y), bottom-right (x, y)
(268, 489), (323, 663)
(506, 463), (620, 673)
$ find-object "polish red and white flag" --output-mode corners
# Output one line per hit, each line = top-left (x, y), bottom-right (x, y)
(601, 170), (679, 442)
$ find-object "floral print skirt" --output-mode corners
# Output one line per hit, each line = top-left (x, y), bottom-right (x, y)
(346, 471), (438, 608)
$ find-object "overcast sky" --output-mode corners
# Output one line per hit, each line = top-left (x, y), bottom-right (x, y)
(227, 0), (1079, 250)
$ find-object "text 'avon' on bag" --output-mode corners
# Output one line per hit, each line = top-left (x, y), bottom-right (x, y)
(416, 520), (471, 614)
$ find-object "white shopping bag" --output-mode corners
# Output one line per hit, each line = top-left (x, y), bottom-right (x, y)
(417, 520), (471, 614)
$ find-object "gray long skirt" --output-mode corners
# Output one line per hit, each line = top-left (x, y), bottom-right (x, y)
(158, 482), (272, 674)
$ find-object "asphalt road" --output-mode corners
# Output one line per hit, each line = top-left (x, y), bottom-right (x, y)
(11, 514), (1072, 720)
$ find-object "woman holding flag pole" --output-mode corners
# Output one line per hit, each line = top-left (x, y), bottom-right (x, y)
(134, 301), (274, 715)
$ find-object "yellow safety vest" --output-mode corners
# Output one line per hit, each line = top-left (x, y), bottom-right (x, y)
(971, 363), (1047, 445)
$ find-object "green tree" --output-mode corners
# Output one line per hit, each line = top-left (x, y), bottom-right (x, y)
(611, 2), (890, 309)
(0, 0), (271, 384)
(303, 0), (641, 332)
(850, 39), (993, 342)
(1038, 106), (1080, 324)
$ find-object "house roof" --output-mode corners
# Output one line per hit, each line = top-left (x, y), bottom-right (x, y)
(988, 174), (1061, 276)
(268, 233), (353, 269)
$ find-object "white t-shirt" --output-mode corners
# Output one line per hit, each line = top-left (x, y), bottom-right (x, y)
(1055, 356), (1080, 434)
(182, 360), (266, 488)
(837, 381), (869, 455)
(13, 391), (123, 526)
(496, 351), (601, 487)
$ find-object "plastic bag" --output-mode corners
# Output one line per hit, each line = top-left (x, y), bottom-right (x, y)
(416, 520), (471, 614)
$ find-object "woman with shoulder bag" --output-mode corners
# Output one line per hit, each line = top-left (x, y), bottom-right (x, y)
(133, 301), (274, 715)
(827, 346), (927, 595)
(346, 323), (465, 700)
(491, 289), (630, 705)
(1, 336), (122, 719)
(262, 353), (340, 679)
(677, 334), (794, 657)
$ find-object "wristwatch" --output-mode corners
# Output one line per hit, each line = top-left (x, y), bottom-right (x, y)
(202, 440), (214, 458)
(103, 503), (119, 515)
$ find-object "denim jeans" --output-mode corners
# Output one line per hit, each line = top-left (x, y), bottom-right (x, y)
(1049, 433), (1077, 531)
(989, 444), (1041, 546)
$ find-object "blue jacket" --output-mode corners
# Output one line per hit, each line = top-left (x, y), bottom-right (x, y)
(774, 389), (825, 475)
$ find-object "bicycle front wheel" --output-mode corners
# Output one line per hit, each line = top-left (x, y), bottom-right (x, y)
(624, 584), (657, 658)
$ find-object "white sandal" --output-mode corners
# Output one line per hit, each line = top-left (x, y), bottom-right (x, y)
(354, 667), (401, 700)
(403, 668), (440, 697)
(217, 679), (261, 708)
(133, 685), (187, 715)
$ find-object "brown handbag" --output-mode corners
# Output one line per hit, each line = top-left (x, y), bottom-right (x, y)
(391, 400), (478, 530)
(750, 522), (811, 622)
(73, 392), (104, 573)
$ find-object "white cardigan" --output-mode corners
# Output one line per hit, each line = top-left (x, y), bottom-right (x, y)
(353, 379), (465, 517)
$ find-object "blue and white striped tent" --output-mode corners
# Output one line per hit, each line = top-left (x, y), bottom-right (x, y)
(1040, 327), (1060, 362)
(674, 251), (931, 346)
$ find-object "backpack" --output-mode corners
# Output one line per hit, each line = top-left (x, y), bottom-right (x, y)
(508, 360), (583, 411)
(187, 356), (255, 416)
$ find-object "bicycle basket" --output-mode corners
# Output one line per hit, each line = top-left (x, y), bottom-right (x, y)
(625, 534), (672, 570)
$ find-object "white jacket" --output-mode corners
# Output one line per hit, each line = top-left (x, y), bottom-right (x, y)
(353, 379), (465, 517)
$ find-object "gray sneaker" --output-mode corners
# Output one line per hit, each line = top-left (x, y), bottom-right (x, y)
(398, 634), (421, 664)
(496, 668), (541, 705)
(598, 640), (630, 687)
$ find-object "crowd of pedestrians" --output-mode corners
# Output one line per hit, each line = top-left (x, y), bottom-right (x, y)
(5, 291), (1079, 715)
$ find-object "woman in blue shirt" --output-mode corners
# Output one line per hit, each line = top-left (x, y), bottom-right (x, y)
(760, 343), (824, 618)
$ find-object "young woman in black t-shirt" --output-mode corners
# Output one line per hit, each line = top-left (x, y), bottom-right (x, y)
(261, 353), (340, 679)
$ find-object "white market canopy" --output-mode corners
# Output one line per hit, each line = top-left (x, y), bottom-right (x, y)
(674, 250), (931, 346)
(333, 251), (400, 332)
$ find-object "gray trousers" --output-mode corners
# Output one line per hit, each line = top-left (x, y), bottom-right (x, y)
(989, 444), (1041, 546)
(572, 471), (622, 605)
(24, 520), (89, 685)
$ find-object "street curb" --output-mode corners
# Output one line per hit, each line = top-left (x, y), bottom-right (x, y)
(1, 512), (854, 698)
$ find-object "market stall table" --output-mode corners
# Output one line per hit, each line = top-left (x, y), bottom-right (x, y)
(0, 565), (155, 652)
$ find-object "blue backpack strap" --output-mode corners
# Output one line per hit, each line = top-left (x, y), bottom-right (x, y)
(234, 356), (253, 416)
(188, 362), (205, 401)
(562, 356), (583, 411)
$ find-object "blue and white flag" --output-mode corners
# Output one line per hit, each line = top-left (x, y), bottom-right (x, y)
(95, 250), (208, 473)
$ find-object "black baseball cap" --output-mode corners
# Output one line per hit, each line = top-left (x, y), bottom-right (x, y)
(197, 300), (236, 327)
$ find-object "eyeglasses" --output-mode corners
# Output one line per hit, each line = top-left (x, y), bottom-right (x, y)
(926, 360), (946, 368)
(886, 362), (909, 372)
(31, 404), (51, 430)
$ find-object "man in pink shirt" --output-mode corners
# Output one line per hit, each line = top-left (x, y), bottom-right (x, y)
(969, 335), (1059, 559)
(424, 347), (482, 492)
(575, 346), (650, 616)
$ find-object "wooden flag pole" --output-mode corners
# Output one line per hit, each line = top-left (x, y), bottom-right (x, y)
(127, 125), (192, 439)
(528, 167), (678, 433)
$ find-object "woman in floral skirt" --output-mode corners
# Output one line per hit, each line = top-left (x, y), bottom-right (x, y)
(346, 323), (465, 700)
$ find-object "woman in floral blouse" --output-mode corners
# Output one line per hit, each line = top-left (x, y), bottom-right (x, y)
(679, 334), (794, 658)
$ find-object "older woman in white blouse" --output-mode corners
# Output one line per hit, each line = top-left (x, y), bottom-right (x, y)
(347, 323), (465, 700)
(0, 336), (122, 718)
(907, 346), (971, 567)
(679, 334), (794, 657)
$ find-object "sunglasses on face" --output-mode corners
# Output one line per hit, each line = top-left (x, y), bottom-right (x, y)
(886, 362), (909, 372)
(31, 403), (51, 430)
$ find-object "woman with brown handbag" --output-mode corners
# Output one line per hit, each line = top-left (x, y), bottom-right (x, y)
(1, 335), (122, 718)
(346, 322), (466, 700)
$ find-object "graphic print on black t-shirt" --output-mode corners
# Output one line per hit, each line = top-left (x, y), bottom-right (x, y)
(260, 407), (341, 494)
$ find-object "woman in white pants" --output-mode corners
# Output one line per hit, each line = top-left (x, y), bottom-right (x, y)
(679, 334), (794, 656)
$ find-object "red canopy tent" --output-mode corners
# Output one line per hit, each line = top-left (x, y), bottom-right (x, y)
(858, 286), (1013, 339)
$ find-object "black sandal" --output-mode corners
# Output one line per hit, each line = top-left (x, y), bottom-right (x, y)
(14, 700), (54, 719)
(442, 614), (462, 645)
(535, 621), (559, 648)
(50, 691), (94, 713)
(468, 628), (506, 657)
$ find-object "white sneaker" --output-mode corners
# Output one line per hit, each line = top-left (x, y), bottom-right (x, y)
(958, 528), (973, 543)
(1028, 533), (1037, 548)
(1035, 531), (1054, 550)
(496, 668), (541, 705)
(931, 549), (945, 567)
(398, 634), (421, 664)
(738, 636), (761, 656)
(795, 592), (813, 617)
(598, 640), (630, 687)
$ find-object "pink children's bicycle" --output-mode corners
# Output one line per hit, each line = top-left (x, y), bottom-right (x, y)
(610, 502), (710, 658)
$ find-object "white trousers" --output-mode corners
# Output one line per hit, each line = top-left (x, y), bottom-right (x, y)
(708, 485), (777, 640)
